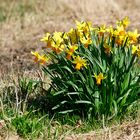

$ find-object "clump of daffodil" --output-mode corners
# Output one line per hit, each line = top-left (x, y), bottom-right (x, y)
(31, 17), (140, 119)
(94, 72), (106, 85)
(72, 55), (87, 70)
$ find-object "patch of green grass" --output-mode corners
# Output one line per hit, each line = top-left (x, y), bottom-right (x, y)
(11, 115), (44, 138)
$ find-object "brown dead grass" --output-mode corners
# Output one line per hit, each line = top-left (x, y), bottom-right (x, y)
(65, 119), (140, 140)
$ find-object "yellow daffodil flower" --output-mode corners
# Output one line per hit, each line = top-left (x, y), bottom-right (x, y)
(31, 51), (49, 65)
(137, 47), (140, 57)
(122, 17), (130, 28)
(58, 44), (65, 53)
(76, 21), (87, 32)
(39, 55), (49, 65)
(46, 40), (53, 49)
(115, 36), (125, 46)
(40, 33), (50, 42)
(94, 72), (106, 85)
(63, 33), (69, 40)
(68, 28), (78, 44)
(52, 43), (65, 54)
(128, 29), (140, 44)
(52, 32), (63, 45)
(117, 17), (130, 29)
(66, 45), (78, 60)
(103, 44), (112, 55)
(76, 21), (93, 35)
(106, 26), (114, 37)
(132, 45), (137, 54)
(31, 51), (40, 63)
(98, 24), (106, 36)
(86, 21), (93, 30)
(132, 45), (140, 57)
(114, 25), (126, 37)
(80, 37), (92, 48)
(73, 55), (87, 70)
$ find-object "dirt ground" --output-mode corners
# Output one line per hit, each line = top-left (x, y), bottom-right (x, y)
(0, 0), (140, 139)
(65, 120), (140, 140)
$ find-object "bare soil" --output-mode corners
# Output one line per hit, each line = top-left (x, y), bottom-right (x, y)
(65, 120), (140, 140)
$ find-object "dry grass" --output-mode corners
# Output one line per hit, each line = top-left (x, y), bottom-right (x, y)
(65, 119), (140, 140)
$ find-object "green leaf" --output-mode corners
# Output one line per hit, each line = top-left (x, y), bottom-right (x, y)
(53, 90), (66, 96)
(120, 71), (131, 95)
(77, 71), (86, 83)
(75, 100), (92, 105)
(66, 81), (79, 91)
(61, 66), (73, 73)
(117, 89), (131, 106)
(66, 92), (80, 95)
(52, 101), (68, 110)
(58, 110), (74, 114)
